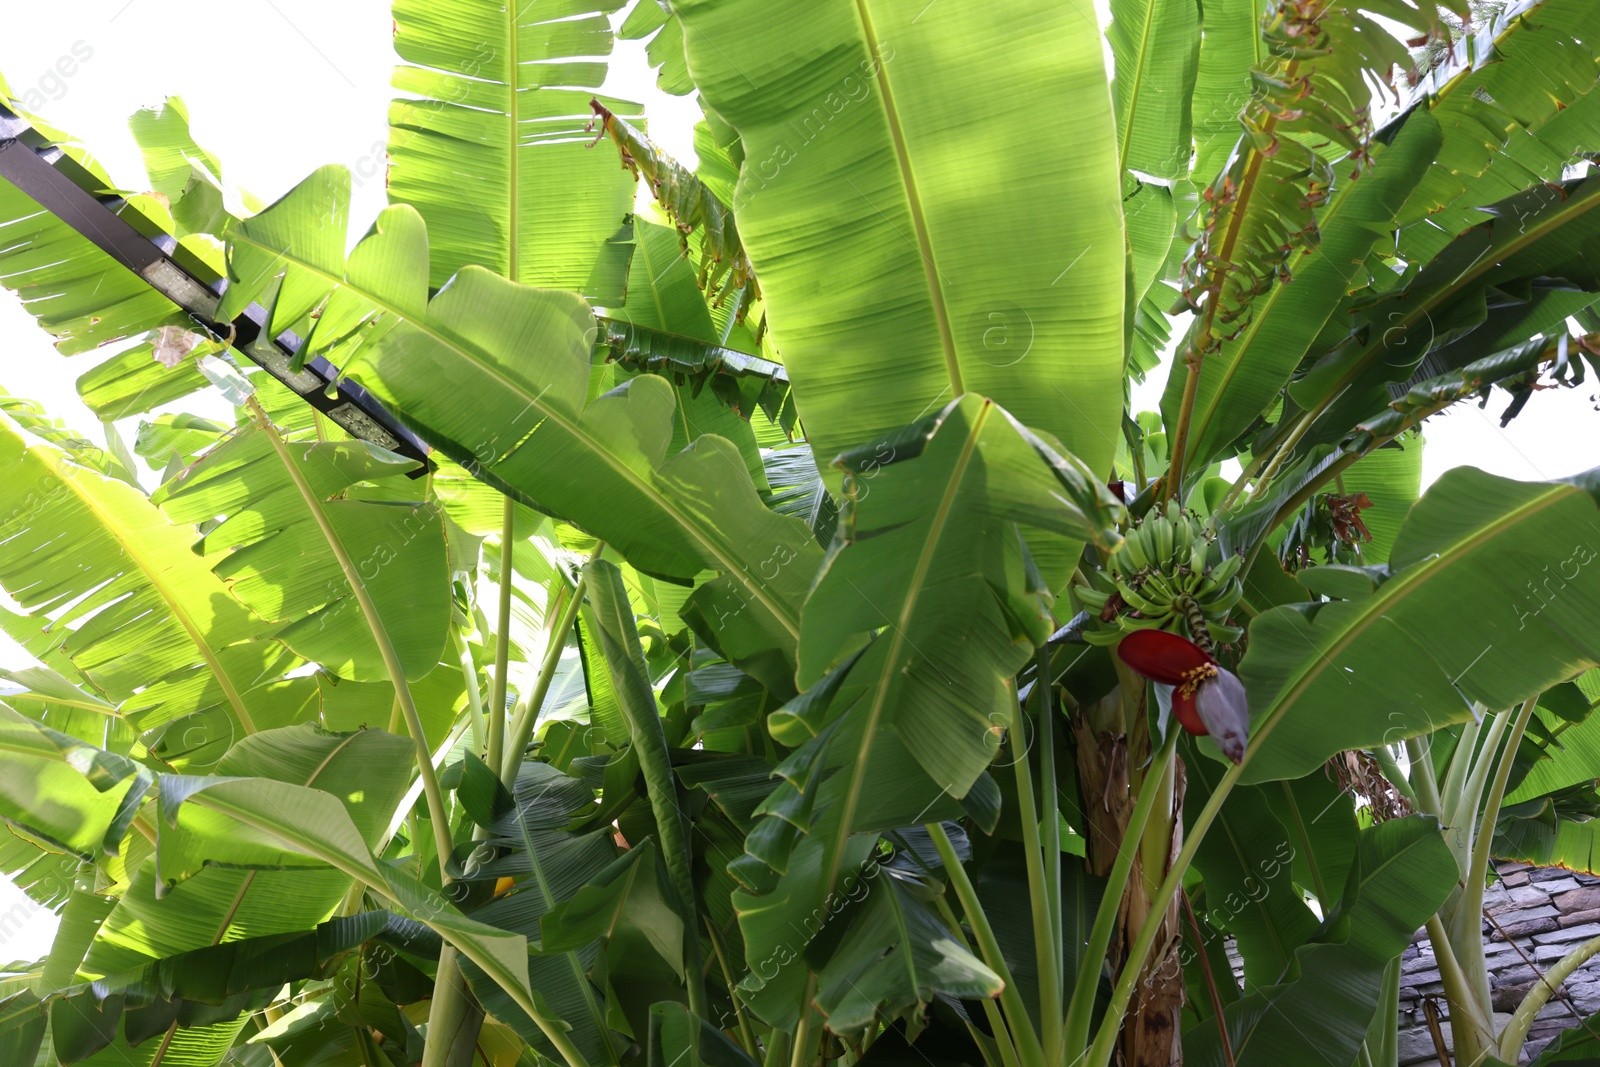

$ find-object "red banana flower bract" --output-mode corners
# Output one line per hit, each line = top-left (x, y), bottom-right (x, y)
(1117, 629), (1250, 764)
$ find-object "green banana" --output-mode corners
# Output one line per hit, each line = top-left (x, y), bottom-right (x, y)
(1093, 504), (1246, 646)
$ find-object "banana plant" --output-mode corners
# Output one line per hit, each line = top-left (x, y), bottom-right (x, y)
(1348, 673), (1600, 1065)
(0, 1), (1599, 1066)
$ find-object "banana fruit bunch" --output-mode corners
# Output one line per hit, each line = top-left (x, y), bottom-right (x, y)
(1075, 503), (1244, 647)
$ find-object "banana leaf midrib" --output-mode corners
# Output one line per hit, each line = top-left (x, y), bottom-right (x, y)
(505, 0), (522, 282)
(1115, 0), (1164, 174)
(823, 398), (994, 896)
(848, 0), (962, 397)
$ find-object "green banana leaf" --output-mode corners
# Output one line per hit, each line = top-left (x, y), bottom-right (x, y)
(1277, 772), (1360, 912)
(1161, 110), (1444, 471)
(1187, 0), (1267, 185)
(387, 0), (637, 302)
(0, 703), (150, 861)
(126, 96), (243, 237)
(0, 991), (45, 1065)
(791, 394), (1122, 805)
(1397, 0), (1600, 263)
(972, 840), (1106, 1033)
(1185, 752), (1320, 987)
(152, 424), (451, 682)
(618, 3), (694, 97)
(0, 413), (270, 734)
(42, 726), (415, 1066)
(0, 393), (136, 485)
(677, 0), (1127, 507)
(1293, 174), (1600, 439)
(0, 168), (188, 358)
(811, 868), (1002, 1033)
(647, 1002), (757, 1067)
(606, 218), (766, 487)
(217, 167), (820, 649)
(725, 394), (1117, 1029)
(156, 759), (558, 1056)
(1109, 0), (1201, 181)
(1183, 815), (1456, 1066)
(583, 560), (702, 967)
(454, 757), (624, 1064)
(1238, 465), (1600, 783)
(48, 910), (425, 1064)
(1333, 431), (1425, 566)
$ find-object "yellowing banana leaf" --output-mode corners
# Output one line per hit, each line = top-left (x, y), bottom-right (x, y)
(0, 413), (270, 734)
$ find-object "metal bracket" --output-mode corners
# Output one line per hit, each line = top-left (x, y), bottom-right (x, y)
(0, 103), (432, 474)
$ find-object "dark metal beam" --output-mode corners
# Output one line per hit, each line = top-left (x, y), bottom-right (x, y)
(0, 103), (432, 474)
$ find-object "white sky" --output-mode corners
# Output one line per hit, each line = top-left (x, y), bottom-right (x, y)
(0, 0), (1596, 960)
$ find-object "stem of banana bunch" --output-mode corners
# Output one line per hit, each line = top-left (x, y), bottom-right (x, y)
(500, 546), (600, 787)
(249, 400), (489, 1067)
(1162, 68), (1294, 503)
(1209, 396), (1328, 529)
(1243, 408), (1316, 501)
(1211, 446), (1272, 521)
(926, 822), (1048, 1067)
(1062, 726), (1180, 1059)
(1086, 644), (1346, 1067)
